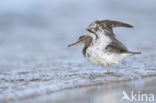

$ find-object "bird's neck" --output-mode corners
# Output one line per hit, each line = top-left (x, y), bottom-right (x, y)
(82, 37), (93, 57)
(82, 45), (89, 57)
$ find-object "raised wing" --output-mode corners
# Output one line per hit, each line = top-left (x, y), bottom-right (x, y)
(87, 20), (134, 39)
(87, 20), (132, 52)
(95, 20), (133, 33)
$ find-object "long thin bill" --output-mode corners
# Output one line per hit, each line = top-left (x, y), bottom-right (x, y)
(67, 41), (80, 47)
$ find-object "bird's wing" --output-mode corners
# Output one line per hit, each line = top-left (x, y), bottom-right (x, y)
(95, 20), (133, 33)
(97, 20), (132, 53)
(87, 20), (132, 52)
(105, 38), (128, 53)
(87, 20), (133, 39)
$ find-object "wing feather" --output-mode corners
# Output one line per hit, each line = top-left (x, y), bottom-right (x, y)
(95, 20), (133, 33)
(106, 38), (128, 53)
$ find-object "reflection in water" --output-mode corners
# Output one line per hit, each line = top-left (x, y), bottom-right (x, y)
(21, 78), (156, 103)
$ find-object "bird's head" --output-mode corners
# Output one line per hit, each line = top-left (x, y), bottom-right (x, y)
(68, 35), (92, 47)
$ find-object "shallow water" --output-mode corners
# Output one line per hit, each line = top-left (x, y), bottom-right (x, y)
(19, 77), (156, 103)
(0, 0), (156, 103)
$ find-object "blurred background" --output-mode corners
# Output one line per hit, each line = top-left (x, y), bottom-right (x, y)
(0, 0), (156, 103)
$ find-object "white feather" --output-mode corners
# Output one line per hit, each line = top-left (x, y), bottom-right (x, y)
(86, 31), (130, 67)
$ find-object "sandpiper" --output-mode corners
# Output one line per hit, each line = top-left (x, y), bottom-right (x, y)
(68, 20), (141, 73)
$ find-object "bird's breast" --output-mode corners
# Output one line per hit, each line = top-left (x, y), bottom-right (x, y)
(85, 44), (126, 67)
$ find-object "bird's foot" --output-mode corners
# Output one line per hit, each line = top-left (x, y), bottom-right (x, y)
(106, 68), (111, 74)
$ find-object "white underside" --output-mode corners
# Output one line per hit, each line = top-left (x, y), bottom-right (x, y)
(86, 32), (130, 67)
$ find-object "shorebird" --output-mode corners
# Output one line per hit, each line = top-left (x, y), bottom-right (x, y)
(68, 20), (141, 73)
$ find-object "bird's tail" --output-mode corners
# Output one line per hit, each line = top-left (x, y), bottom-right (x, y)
(127, 51), (141, 55)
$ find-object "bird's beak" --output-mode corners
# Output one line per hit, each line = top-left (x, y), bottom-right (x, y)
(68, 40), (80, 47)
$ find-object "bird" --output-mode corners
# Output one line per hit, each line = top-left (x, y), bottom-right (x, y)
(68, 20), (141, 73)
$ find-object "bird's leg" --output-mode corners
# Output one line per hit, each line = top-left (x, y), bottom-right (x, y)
(106, 67), (111, 74)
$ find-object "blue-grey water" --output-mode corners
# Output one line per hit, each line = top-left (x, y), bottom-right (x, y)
(0, 0), (156, 103)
